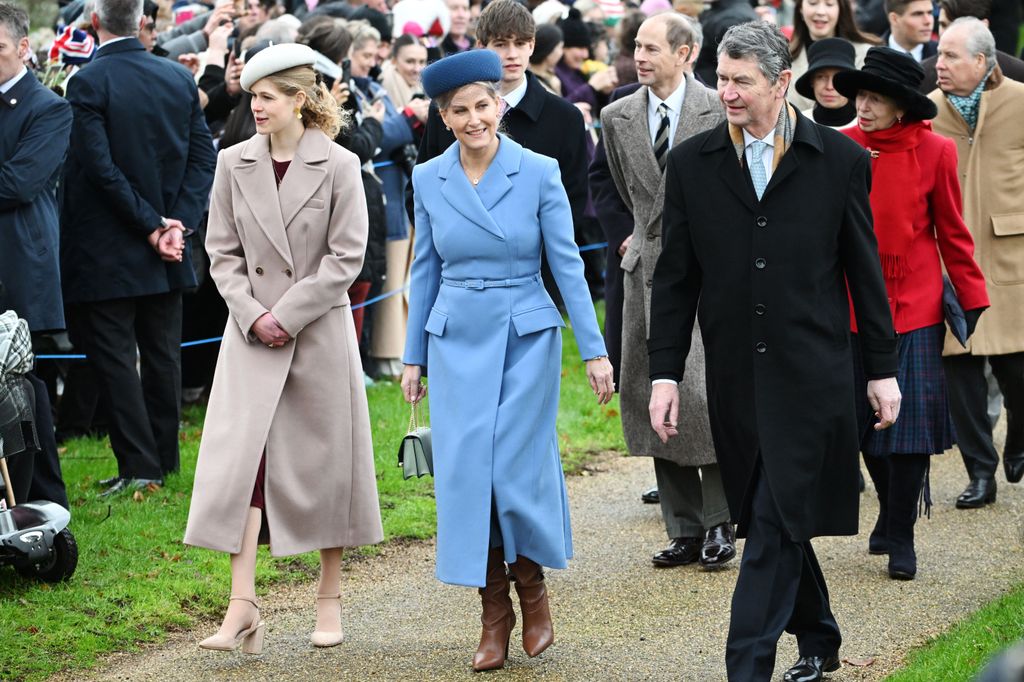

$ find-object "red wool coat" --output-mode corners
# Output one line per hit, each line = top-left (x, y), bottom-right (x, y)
(844, 126), (989, 333)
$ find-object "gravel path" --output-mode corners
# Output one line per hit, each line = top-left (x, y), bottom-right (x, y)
(65, 432), (1023, 682)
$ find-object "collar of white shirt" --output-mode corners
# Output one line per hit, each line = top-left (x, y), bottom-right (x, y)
(0, 66), (28, 95)
(647, 77), (687, 122)
(742, 128), (775, 150)
(502, 76), (529, 110)
(887, 33), (924, 62)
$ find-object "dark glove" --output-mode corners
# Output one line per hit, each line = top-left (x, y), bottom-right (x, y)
(965, 307), (985, 339)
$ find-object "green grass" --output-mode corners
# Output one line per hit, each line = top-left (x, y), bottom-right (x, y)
(886, 585), (1024, 681)
(0, 303), (622, 682)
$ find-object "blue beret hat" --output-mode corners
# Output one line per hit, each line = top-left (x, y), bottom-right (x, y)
(421, 50), (503, 100)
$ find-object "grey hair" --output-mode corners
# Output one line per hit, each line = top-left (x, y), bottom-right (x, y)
(348, 19), (381, 51)
(717, 21), (791, 84)
(94, 0), (143, 37)
(950, 16), (996, 71)
(656, 12), (697, 52)
(682, 14), (704, 49)
(434, 80), (501, 111)
(255, 18), (298, 44)
(0, 2), (29, 41)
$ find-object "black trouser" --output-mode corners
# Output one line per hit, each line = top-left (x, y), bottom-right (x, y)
(4, 373), (69, 509)
(726, 465), (841, 681)
(76, 292), (183, 479)
(944, 352), (1024, 480)
(862, 452), (928, 568)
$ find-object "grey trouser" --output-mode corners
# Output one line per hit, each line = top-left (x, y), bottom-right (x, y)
(654, 459), (730, 538)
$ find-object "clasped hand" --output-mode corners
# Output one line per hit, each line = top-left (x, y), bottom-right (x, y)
(147, 219), (187, 262)
(401, 364), (426, 404)
(251, 312), (291, 348)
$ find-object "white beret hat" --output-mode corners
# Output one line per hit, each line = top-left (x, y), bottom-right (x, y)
(240, 43), (317, 93)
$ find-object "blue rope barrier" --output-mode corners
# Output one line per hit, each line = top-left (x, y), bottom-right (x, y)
(35, 242), (608, 360)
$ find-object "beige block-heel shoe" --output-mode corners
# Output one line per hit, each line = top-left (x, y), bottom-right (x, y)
(199, 596), (265, 654)
(311, 593), (344, 647)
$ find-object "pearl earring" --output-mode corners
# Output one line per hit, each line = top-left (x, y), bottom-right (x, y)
(296, 108), (302, 120)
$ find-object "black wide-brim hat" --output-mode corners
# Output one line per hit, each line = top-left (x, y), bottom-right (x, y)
(794, 38), (857, 100)
(832, 46), (938, 121)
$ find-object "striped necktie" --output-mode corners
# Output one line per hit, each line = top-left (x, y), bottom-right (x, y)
(653, 103), (670, 172)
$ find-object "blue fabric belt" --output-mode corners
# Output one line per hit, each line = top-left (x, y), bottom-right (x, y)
(441, 273), (541, 290)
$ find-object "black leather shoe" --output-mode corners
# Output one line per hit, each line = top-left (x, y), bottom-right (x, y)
(782, 655), (841, 682)
(641, 487), (660, 504)
(699, 523), (736, 569)
(99, 478), (163, 497)
(955, 478), (997, 509)
(1004, 453), (1024, 484)
(651, 537), (701, 567)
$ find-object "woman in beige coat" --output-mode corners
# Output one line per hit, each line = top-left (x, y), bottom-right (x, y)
(184, 44), (383, 654)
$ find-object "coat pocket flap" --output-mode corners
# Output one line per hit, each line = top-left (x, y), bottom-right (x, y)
(621, 247), (640, 273)
(992, 212), (1024, 237)
(511, 306), (565, 336)
(424, 308), (448, 336)
(305, 198), (325, 210)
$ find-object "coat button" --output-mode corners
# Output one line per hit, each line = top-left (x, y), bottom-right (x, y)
(255, 267), (264, 275)
(284, 268), (293, 277)
(756, 216), (768, 228)
(646, 278), (653, 287)
(755, 341), (767, 353)
(754, 258), (766, 269)
(754, 303), (766, 315)
(647, 233), (656, 241)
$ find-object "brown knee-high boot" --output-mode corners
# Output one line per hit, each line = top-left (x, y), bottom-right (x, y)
(473, 548), (515, 672)
(510, 556), (554, 657)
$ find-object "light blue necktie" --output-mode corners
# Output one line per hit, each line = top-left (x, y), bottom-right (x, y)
(748, 140), (768, 200)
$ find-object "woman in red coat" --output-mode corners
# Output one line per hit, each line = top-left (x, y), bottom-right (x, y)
(834, 47), (989, 580)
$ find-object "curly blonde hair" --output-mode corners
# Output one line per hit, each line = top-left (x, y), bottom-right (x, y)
(265, 65), (349, 140)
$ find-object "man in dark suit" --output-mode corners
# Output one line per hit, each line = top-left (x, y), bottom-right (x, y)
(647, 22), (901, 682)
(61, 0), (216, 496)
(0, 1), (72, 509)
(414, 0), (589, 305)
(917, 0), (1024, 92)
(881, 0), (938, 62)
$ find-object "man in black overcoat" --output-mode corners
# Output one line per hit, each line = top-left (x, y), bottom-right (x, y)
(647, 22), (902, 682)
(0, 1), (72, 509)
(61, 0), (216, 495)
(412, 0), (589, 305)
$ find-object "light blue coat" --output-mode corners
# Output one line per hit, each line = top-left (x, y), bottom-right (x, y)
(404, 135), (606, 588)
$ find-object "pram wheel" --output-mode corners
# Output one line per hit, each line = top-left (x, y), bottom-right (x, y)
(15, 527), (78, 583)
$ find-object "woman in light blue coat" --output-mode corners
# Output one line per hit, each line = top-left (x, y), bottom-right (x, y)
(401, 51), (614, 672)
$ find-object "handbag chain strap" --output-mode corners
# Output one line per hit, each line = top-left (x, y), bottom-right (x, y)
(408, 401), (420, 432)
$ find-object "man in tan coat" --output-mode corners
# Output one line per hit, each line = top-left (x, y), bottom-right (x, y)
(931, 17), (1024, 508)
(601, 13), (733, 569)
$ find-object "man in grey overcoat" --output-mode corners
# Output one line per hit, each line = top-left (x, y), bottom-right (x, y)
(600, 13), (734, 569)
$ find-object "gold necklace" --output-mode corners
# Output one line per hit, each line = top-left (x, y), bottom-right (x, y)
(464, 166), (486, 186)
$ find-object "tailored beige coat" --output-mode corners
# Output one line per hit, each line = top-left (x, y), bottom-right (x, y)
(600, 75), (724, 467)
(929, 70), (1024, 357)
(184, 129), (383, 556)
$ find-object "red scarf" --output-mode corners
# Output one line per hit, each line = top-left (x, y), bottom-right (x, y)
(845, 120), (929, 279)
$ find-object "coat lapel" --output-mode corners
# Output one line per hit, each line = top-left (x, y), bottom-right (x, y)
(707, 126), (758, 213)
(611, 90), (662, 198)
(761, 113), (822, 201)
(234, 135), (293, 267)
(279, 129), (329, 229)
(438, 139), (506, 240)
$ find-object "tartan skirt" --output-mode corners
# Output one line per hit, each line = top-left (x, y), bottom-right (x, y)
(853, 323), (955, 456)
